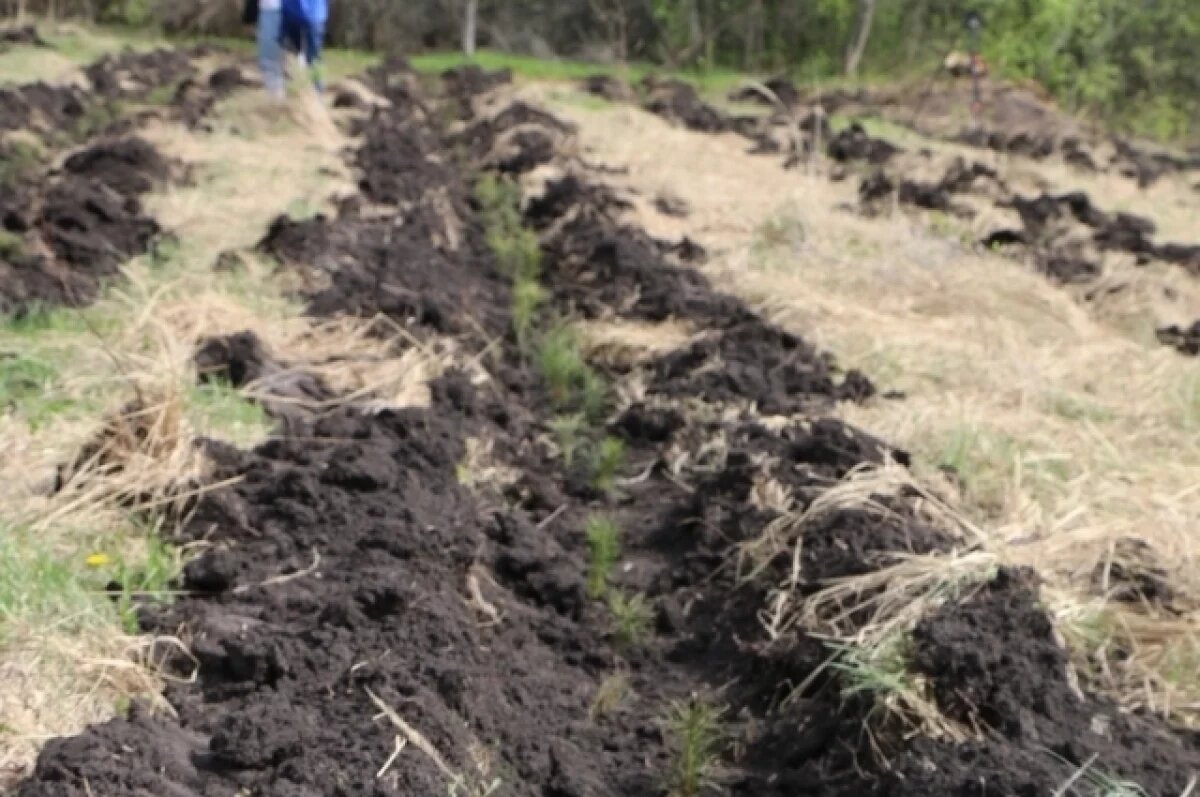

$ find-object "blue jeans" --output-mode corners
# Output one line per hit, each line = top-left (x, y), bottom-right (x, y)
(281, 13), (326, 92)
(257, 7), (283, 97)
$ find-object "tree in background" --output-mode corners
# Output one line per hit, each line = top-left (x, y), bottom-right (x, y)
(844, 0), (877, 76)
(5, 0), (1197, 142)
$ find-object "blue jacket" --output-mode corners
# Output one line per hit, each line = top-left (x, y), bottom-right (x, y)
(282, 0), (326, 25)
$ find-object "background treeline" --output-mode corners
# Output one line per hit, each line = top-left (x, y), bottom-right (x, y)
(4, 0), (1197, 141)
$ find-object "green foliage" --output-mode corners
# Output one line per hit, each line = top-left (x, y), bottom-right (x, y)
(73, 101), (125, 140)
(608, 590), (652, 648)
(0, 230), (25, 260)
(590, 435), (626, 493)
(1050, 752), (1149, 797)
(589, 671), (632, 719)
(476, 173), (548, 351)
(0, 352), (76, 429)
(0, 139), (45, 187)
(585, 514), (621, 599)
(187, 378), (273, 446)
(663, 697), (725, 797)
(0, 517), (179, 641)
(511, 278), (546, 350)
(100, 0), (158, 26)
(536, 327), (589, 404)
(549, 413), (587, 467)
(109, 520), (181, 633)
(0, 525), (102, 642)
(830, 636), (919, 700)
(143, 80), (180, 107)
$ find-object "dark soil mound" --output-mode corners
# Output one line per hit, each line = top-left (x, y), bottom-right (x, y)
(450, 100), (574, 174)
(904, 569), (1200, 795)
(579, 73), (634, 103)
(536, 185), (749, 326)
(0, 25), (48, 48)
(860, 158), (995, 216)
(957, 127), (1056, 159)
(194, 330), (335, 427)
(260, 212), (510, 337)
(641, 75), (728, 133)
(441, 64), (512, 117)
(1, 136), (166, 313)
(828, 121), (899, 165)
(39, 176), (159, 280)
(207, 65), (254, 95)
(0, 81), (87, 136)
(1112, 137), (1200, 188)
(648, 321), (875, 413)
(728, 76), (800, 108)
(260, 62), (511, 339)
(85, 48), (196, 100)
(1157, 321), (1200, 356)
(62, 137), (170, 196)
(1003, 190), (1200, 273)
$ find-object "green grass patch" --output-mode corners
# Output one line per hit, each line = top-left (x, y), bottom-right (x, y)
(932, 423), (1074, 514)
(0, 230), (26, 260)
(0, 352), (77, 429)
(0, 137), (45, 187)
(187, 378), (273, 447)
(752, 213), (806, 258)
(830, 636), (921, 701)
(143, 80), (180, 107)
(0, 516), (179, 642)
(0, 525), (109, 642)
(1042, 391), (1115, 424)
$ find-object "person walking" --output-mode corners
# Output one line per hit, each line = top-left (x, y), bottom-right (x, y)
(257, 0), (285, 99)
(281, 0), (329, 94)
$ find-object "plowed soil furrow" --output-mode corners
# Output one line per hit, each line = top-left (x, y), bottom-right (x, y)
(0, 46), (259, 314)
(14, 60), (1200, 797)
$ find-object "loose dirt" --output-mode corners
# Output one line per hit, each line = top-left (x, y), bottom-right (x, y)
(13, 58), (1200, 797)
(1, 136), (165, 313)
(0, 48), (257, 315)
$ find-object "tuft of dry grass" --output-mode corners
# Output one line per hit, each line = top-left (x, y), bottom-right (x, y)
(531, 82), (1200, 727)
(575, 318), (695, 368)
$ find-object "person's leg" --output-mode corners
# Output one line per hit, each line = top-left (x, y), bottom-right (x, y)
(257, 5), (284, 98)
(304, 20), (326, 94)
(279, 13), (302, 85)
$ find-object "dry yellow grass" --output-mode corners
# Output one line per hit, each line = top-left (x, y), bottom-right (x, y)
(529, 83), (1200, 726)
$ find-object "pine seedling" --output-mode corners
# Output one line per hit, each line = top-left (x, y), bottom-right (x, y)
(511, 277), (546, 350)
(549, 413), (586, 467)
(591, 435), (626, 493)
(537, 326), (589, 408)
(585, 514), (621, 599)
(664, 698), (725, 797)
(608, 590), (653, 649)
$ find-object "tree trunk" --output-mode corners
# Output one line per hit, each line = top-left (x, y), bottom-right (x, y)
(463, 0), (479, 57)
(743, 0), (763, 70)
(844, 0), (877, 76)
